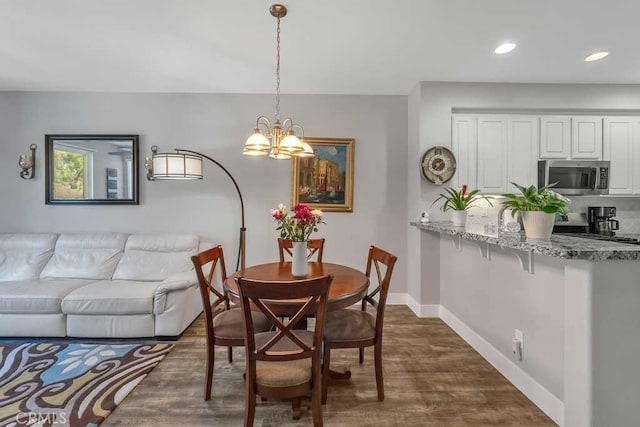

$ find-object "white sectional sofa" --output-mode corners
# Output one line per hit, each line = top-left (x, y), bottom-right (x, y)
(0, 232), (204, 338)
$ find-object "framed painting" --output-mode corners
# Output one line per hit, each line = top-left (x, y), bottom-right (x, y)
(291, 137), (354, 212)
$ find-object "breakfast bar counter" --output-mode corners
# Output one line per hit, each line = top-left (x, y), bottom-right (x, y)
(411, 221), (640, 261)
(412, 220), (640, 427)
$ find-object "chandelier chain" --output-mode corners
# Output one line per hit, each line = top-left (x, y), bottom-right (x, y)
(243, 5), (311, 160)
(275, 16), (281, 123)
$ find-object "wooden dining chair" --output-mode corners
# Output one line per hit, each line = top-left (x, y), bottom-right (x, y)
(191, 245), (272, 401)
(278, 238), (325, 262)
(321, 245), (397, 403)
(237, 274), (333, 427)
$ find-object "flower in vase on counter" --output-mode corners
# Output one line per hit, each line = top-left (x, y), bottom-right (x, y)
(270, 203), (325, 242)
(501, 183), (570, 240)
(432, 185), (494, 211)
(431, 185), (493, 226)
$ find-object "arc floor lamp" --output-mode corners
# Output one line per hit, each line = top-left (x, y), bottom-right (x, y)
(145, 146), (246, 271)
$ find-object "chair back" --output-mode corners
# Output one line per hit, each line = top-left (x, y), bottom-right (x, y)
(362, 246), (398, 335)
(191, 245), (228, 342)
(237, 275), (332, 363)
(278, 238), (325, 263)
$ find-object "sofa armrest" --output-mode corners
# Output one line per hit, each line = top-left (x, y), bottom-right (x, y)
(153, 270), (198, 314)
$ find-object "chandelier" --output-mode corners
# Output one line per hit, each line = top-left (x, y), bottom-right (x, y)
(242, 4), (314, 160)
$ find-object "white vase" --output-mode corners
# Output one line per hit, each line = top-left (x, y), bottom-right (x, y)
(451, 210), (467, 227)
(521, 211), (555, 240)
(291, 241), (308, 278)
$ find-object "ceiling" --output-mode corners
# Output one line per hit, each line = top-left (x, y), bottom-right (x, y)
(1, 0), (638, 95)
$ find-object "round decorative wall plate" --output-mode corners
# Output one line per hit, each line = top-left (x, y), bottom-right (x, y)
(421, 146), (456, 185)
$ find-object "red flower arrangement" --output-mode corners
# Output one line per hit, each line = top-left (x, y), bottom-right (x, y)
(270, 203), (324, 242)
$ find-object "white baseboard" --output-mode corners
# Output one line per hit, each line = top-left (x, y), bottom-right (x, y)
(404, 294), (440, 317)
(386, 292), (407, 305)
(439, 306), (564, 426)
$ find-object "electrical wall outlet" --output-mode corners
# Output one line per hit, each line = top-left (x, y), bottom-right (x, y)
(512, 337), (523, 361)
(515, 329), (524, 348)
(512, 329), (524, 361)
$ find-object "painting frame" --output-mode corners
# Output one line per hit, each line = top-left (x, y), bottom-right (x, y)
(291, 137), (355, 212)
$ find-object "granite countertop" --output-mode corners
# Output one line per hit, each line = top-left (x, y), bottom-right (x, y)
(411, 221), (640, 261)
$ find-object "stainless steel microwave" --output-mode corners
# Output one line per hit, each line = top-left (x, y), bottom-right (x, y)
(538, 160), (610, 195)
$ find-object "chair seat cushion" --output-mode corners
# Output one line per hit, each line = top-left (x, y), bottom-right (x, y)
(0, 279), (91, 314)
(324, 309), (376, 342)
(212, 308), (271, 340)
(62, 280), (161, 315)
(254, 330), (314, 388)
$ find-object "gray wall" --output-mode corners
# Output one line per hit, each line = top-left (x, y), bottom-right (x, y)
(0, 92), (408, 292)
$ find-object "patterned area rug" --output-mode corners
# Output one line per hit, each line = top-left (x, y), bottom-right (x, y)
(0, 342), (174, 427)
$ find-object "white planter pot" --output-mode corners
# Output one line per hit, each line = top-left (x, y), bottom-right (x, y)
(291, 241), (308, 278)
(521, 211), (555, 240)
(451, 210), (468, 227)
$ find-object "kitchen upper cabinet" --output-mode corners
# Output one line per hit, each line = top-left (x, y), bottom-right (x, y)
(603, 117), (633, 194)
(540, 116), (571, 159)
(451, 115), (477, 189)
(507, 116), (539, 189)
(477, 115), (508, 193)
(452, 114), (540, 194)
(571, 116), (603, 159)
(450, 113), (616, 195)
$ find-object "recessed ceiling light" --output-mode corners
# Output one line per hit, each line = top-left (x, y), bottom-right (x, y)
(585, 51), (610, 62)
(494, 43), (517, 54)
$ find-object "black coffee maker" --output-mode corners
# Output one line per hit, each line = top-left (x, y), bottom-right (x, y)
(587, 206), (619, 235)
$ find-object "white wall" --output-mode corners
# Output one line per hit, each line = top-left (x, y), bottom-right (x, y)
(438, 233), (565, 399)
(0, 92), (408, 291)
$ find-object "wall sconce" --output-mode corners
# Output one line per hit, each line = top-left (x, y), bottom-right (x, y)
(19, 144), (37, 180)
(144, 145), (158, 181)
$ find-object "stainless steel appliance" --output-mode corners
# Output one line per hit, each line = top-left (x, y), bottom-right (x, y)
(588, 206), (619, 235)
(538, 160), (610, 195)
(553, 212), (589, 233)
(554, 209), (640, 244)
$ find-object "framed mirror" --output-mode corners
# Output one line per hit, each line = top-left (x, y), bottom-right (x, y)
(45, 134), (139, 205)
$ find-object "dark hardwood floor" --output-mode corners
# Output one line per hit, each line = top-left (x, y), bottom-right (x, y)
(103, 306), (556, 426)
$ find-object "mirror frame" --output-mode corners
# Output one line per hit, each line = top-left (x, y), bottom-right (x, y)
(45, 134), (140, 205)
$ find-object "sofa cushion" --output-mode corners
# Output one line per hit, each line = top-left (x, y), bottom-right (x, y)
(40, 233), (128, 280)
(112, 234), (199, 281)
(0, 279), (91, 314)
(0, 233), (58, 281)
(61, 280), (162, 315)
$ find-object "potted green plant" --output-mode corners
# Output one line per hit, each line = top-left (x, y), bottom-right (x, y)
(501, 183), (570, 239)
(431, 185), (493, 226)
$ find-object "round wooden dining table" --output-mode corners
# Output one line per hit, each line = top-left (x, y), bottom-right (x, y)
(224, 262), (369, 317)
(225, 261), (368, 380)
